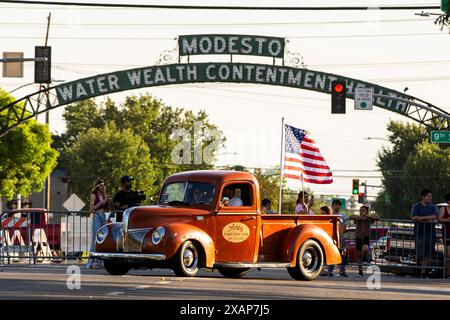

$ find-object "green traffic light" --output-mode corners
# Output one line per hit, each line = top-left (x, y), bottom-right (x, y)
(352, 179), (359, 194)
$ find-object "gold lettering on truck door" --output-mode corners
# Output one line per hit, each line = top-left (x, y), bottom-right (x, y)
(222, 222), (250, 243)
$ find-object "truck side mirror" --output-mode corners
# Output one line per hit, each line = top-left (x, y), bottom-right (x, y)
(216, 197), (230, 213)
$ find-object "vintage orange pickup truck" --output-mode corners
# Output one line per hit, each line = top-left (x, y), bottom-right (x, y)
(91, 170), (342, 280)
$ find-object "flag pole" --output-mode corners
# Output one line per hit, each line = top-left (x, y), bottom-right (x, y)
(278, 117), (285, 215)
(301, 172), (307, 213)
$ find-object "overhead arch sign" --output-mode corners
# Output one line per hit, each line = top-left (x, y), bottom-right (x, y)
(2, 33), (449, 138)
(178, 34), (285, 58)
(55, 62), (410, 114)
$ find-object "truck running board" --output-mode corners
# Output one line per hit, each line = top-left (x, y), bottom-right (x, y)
(213, 262), (292, 268)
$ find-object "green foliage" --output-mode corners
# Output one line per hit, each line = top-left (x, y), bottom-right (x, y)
(435, 11), (449, 33)
(0, 88), (58, 199)
(373, 120), (450, 218)
(56, 94), (225, 204)
(62, 122), (156, 204)
(252, 168), (280, 212)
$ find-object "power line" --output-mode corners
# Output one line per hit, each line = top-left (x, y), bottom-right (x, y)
(50, 59), (450, 69)
(0, 1), (441, 10)
(311, 59), (450, 68)
(0, 18), (432, 26)
(1, 32), (445, 41)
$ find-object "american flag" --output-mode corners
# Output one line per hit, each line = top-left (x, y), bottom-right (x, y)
(283, 124), (333, 184)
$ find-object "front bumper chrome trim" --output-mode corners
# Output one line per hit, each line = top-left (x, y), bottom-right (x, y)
(90, 252), (166, 260)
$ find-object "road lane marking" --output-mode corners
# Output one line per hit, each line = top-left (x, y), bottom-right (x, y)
(106, 291), (124, 296)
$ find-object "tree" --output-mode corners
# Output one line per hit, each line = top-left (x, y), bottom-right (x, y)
(435, 10), (449, 33)
(0, 88), (58, 199)
(62, 122), (156, 204)
(252, 168), (281, 212)
(373, 120), (450, 218)
(55, 93), (225, 203)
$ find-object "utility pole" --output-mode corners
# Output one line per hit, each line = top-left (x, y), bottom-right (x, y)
(45, 13), (52, 212)
(36, 13), (52, 211)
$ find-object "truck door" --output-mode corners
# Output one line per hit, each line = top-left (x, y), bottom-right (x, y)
(214, 182), (259, 262)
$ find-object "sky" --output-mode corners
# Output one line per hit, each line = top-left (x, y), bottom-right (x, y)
(1, 0), (449, 204)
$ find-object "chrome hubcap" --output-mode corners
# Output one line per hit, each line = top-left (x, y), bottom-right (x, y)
(302, 251), (313, 267)
(183, 249), (195, 267)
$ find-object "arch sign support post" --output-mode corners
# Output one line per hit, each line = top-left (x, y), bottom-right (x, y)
(1, 34), (449, 138)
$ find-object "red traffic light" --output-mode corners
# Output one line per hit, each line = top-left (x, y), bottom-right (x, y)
(333, 83), (344, 93)
(358, 192), (364, 204)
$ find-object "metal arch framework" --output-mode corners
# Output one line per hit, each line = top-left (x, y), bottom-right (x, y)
(1, 63), (449, 138)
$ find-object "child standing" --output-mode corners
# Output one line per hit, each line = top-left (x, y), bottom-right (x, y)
(349, 206), (379, 278)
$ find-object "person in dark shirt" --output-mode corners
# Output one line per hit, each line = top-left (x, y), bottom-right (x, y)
(113, 175), (136, 222)
(411, 189), (438, 278)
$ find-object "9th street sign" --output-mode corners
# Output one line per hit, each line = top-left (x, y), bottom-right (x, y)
(430, 130), (450, 143)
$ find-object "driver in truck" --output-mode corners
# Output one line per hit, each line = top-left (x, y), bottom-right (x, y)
(223, 186), (243, 207)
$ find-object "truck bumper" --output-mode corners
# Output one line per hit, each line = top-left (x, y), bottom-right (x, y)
(90, 252), (166, 260)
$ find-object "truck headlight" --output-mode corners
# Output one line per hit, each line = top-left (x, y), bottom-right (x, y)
(96, 225), (109, 244)
(151, 226), (165, 245)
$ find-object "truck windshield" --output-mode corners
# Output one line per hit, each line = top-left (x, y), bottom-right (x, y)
(159, 182), (215, 206)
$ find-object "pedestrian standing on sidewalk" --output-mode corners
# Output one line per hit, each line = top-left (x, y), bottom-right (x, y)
(86, 178), (109, 269)
(438, 193), (450, 278)
(411, 189), (438, 278)
(327, 199), (349, 277)
(349, 205), (379, 278)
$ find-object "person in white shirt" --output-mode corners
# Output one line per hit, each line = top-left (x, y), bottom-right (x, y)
(294, 191), (314, 214)
(223, 186), (243, 206)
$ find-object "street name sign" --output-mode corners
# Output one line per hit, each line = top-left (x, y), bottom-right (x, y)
(430, 130), (450, 143)
(63, 193), (86, 212)
(354, 87), (373, 110)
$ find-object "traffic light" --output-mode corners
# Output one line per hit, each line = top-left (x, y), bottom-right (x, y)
(331, 80), (346, 114)
(352, 179), (359, 195)
(358, 192), (364, 204)
(34, 46), (51, 83)
(441, 0), (449, 12)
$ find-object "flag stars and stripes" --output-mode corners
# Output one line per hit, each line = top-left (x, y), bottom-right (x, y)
(283, 124), (333, 184)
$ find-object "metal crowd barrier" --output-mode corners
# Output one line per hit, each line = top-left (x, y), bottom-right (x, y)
(1, 210), (448, 278)
(0, 209), (121, 265)
(343, 218), (448, 279)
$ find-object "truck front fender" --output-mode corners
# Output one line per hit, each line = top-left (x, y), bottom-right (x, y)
(282, 224), (341, 266)
(141, 223), (216, 268)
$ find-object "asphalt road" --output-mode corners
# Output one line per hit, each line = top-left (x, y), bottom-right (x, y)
(0, 263), (449, 300)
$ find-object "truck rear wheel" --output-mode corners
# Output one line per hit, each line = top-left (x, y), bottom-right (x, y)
(104, 260), (130, 276)
(287, 239), (324, 281)
(173, 240), (199, 277)
(217, 267), (250, 278)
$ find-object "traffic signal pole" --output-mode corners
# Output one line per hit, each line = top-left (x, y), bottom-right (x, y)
(0, 57), (47, 63)
(45, 13), (51, 212)
(35, 12), (52, 211)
